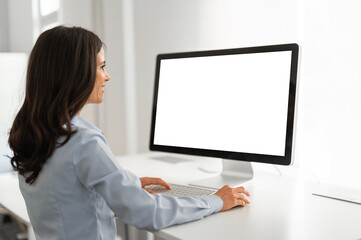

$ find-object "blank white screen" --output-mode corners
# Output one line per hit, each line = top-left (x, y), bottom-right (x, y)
(154, 51), (292, 156)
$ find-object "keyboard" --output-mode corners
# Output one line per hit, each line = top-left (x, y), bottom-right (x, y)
(145, 183), (215, 197)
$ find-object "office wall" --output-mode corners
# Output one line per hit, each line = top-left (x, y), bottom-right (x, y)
(7, 0), (33, 53)
(297, 1), (361, 189)
(0, 0), (33, 53)
(100, 0), (128, 154)
(0, 0), (9, 51)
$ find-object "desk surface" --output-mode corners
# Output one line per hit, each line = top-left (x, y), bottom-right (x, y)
(1, 153), (361, 240)
(0, 172), (30, 224)
(118, 153), (361, 240)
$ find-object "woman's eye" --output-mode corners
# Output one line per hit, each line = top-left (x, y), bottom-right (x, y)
(101, 65), (106, 70)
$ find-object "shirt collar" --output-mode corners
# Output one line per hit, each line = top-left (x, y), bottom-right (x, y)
(71, 115), (102, 134)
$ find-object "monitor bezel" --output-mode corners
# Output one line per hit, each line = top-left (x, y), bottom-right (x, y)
(149, 43), (299, 166)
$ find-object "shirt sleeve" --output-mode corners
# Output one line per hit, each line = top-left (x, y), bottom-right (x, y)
(72, 130), (223, 231)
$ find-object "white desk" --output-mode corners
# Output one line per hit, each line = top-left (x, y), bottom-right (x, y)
(117, 153), (361, 240)
(0, 172), (35, 240)
(1, 153), (361, 240)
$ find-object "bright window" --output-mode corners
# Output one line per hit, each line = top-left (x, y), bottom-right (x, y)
(40, 0), (59, 16)
(32, 0), (60, 39)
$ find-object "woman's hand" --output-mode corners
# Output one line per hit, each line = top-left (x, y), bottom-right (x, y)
(140, 177), (172, 194)
(214, 185), (251, 211)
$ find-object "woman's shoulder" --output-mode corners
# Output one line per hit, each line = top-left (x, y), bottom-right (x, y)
(70, 115), (107, 144)
(71, 125), (107, 146)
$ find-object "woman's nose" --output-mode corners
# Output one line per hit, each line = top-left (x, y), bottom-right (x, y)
(105, 71), (110, 81)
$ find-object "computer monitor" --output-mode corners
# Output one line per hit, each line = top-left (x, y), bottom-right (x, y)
(150, 43), (299, 189)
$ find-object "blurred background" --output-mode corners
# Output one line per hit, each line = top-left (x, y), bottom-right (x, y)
(1, 0), (361, 190)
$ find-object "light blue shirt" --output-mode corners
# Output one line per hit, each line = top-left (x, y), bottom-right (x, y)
(19, 115), (222, 240)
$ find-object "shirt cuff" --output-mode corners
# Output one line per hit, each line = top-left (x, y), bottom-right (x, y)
(135, 177), (142, 187)
(203, 194), (223, 213)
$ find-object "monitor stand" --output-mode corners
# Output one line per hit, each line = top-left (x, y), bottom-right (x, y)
(189, 159), (253, 190)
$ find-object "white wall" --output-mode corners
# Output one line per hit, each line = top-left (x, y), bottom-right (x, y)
(197, 1), (298, 49)
(297, 0), (361, 189)
(100, 0), (127, 155)
(0, 0), (34, 53)
(7, 0), (33, 52)
(0, 0), (9, 51)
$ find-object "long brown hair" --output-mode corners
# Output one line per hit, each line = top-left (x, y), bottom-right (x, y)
(8, 26), (103, 184)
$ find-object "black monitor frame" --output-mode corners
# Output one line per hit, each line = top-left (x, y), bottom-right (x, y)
(150, 43), (299, 166)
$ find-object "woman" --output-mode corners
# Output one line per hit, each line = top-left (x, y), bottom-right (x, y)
(8, 26), (250, 239)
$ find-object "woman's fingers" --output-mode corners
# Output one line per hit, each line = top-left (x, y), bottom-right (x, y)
(140, 177), (172, 190)
(236, 193), (251, 204)
(235, 186), (251, 197)
(151, 178), (172, 189)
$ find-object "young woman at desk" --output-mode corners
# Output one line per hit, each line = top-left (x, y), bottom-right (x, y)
(8, 26), (250, 239)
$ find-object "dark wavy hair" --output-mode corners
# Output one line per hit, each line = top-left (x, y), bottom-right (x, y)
(8, 26), (103, 184)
